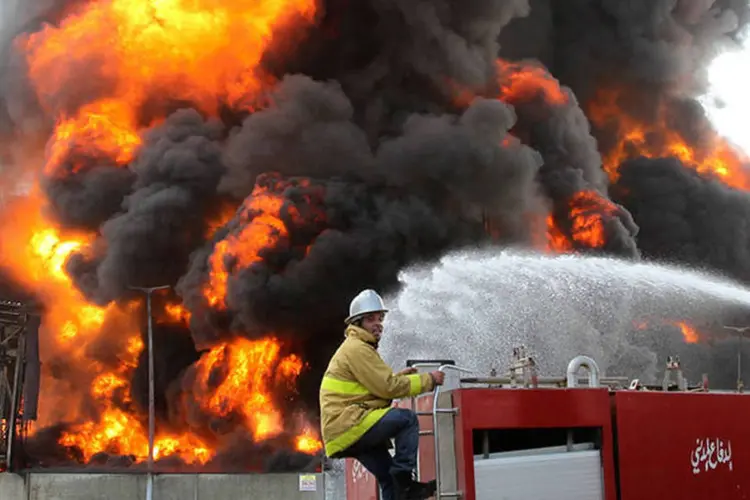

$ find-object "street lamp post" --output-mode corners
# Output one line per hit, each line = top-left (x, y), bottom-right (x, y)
(129, 285), (171, 500)
(723, 326), (750, 393)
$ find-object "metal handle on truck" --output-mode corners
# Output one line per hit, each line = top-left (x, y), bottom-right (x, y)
(407, 359), (456, 368)
(410, 363), (472, 499)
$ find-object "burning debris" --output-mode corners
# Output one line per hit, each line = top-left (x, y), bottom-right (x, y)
(0, 0), (748, 471)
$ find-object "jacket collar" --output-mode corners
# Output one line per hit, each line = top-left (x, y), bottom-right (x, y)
(345, 324), (379, 348)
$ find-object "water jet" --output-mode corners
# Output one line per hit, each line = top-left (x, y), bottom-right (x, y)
(380, 248), (750, 386)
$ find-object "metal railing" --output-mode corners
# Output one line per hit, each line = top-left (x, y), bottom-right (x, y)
(409, 362), (472, 500)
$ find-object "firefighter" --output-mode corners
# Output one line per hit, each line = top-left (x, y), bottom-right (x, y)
(319, 289), (445, 500)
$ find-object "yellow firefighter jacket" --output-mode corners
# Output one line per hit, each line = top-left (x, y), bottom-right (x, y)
(319, 324), (436, 457)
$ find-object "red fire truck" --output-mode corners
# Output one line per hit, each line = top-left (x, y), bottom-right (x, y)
(345, 349), (746, 500)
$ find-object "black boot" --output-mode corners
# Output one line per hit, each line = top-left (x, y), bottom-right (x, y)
(409, 478), (437, 499)
(391, 471), (437, 500)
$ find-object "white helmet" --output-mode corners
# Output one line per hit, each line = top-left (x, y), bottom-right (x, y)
(345, 289), (388, 324)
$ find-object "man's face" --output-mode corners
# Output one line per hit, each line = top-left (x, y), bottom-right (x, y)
(361, 311), (385, 339)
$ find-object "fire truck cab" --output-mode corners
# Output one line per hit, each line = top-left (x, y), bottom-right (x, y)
(345, 349), (749, 500)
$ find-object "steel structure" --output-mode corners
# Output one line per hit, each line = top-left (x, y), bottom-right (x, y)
(0, 298), (41, 471)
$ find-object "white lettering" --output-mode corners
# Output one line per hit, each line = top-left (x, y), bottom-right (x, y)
(691, 438), (733, 475)
(351, 460), (370, 483)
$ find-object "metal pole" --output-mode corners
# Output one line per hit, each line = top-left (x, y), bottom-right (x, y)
(6, 330), (26, 470)
(723, 326), (750, 393)
(129, 285), (170, 500)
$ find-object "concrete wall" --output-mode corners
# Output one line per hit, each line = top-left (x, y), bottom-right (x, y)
(0, 472), (328, 500)
(0, 473), (24, 499)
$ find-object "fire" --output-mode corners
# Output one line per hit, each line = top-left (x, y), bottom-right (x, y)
(45, 100), (142, 176)
(0, 152), (322, 470)
(588, 88), (750, 190)
(546, 191), (620, 252)
(205, 202), (240, 239)
(567, 192), (619, 248)
(61, 408), (213, 465)
(295, 428), (323, 454)
(451, 58), (569, 109)
(204, 183), (288, 308)
(0, 0), (326, 466)
(0, 194), (212, 464)
(193, 337), (316, 447)
(18, 0), (318, 175)
(27, 230), (110, 345)
(546, 216), (571, 252)
(675, 321), (699, 344)
(633, 318), (701, 344)
(496, 59), (569, 106)
(163, 302), (192, 325)
(0, 193), (108, 351)
(52, 302), (214, 464)
(28, 228), (87, 281)
(91, 372), (129, 399)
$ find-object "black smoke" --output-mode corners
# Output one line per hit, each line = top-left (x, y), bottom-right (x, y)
(178, 75), (544, 348)
(510, 1), (750, 282)
(491, 61), (639, 256)
(66, 108), (228, 304)
(499, 0), (747, 102)
(613, 156), (750, 284)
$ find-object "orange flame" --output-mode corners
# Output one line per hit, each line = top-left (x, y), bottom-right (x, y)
(193, 337), (319, 451)
(588, 88), (750, 190)
(0, 192), (107, 352)
(163, 302), (192, 325)
(674, 321), (699, 344)
(18, 0), (318, 175)
(546, 191), (619, 252)
(450, 58), (569, 110)
(204, 184), (288, 308)
(0, 0), (325, 466)
(60, 407), (213, 465)
(44, 100), (142, 176)
(205, 202), (240, 239)
(295, 428), (323, 454)
(633, 318), (700, 344)
(496, 59), (569, 106)
(545, 215), (572, 253)
(0, 190), (322, 463)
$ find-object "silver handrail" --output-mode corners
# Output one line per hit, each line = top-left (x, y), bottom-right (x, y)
(409, 362), (451, 481)
(410, 363), (472, 499)
(409, 362), (455, 371)
(565, 355), (600, 388)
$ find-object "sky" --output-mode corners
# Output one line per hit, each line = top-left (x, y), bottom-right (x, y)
(701, 25), (750, 156)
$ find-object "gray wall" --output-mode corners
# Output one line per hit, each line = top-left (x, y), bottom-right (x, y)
(0, 472), (329, 500)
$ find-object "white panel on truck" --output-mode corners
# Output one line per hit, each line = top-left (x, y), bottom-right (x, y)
(473, 449), (604, 500)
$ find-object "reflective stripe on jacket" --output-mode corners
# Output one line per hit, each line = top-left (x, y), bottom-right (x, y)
(319, 324), (435, 457)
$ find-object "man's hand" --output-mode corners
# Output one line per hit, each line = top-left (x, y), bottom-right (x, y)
(396, 367), (418, 376)
(430, 371), (446, 386)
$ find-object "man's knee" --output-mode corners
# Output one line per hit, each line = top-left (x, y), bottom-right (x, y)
(392, 408), (418, 428)
(406, 409), (418, 428)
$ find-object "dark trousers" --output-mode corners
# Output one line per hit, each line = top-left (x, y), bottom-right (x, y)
(344, 408), (420, 500)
